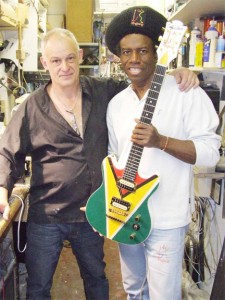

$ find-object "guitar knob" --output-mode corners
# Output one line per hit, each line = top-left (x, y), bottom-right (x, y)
(135, 214), (141, 222)
(158, 35), (163, 42)
(129, 233), (136, 240)
(133, 224), (140, 231)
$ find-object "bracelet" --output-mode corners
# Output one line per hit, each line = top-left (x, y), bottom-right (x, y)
(161, 136), (169, 151)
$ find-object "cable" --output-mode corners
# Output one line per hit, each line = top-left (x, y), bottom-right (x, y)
(12, 85), (27, 96)
(0, 77), (14, 93)
(30, 0), (39, 15)
(193, 196), (223, 287)
(184, 245), (203, 285)
(11, 193), (27, 253)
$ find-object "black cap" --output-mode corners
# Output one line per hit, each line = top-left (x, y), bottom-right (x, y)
(105, 6), (167, 55)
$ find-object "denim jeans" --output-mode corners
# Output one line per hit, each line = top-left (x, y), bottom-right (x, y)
(119, 226), (189, 300)
(25, 222), (109, 300)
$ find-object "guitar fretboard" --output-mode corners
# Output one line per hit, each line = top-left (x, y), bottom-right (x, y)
(123, 64), (167, 183)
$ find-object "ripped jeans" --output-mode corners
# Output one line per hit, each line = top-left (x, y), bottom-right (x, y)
(119, 225), (189, 300)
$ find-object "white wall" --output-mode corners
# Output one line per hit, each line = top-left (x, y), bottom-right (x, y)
(47, 0), (166, 24)
(135, 0), (165, 14)
(47, 0), (66, 29)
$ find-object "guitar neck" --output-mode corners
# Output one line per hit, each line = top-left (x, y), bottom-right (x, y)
(141, 64), (167, 125)
(123, 64), (167, 183)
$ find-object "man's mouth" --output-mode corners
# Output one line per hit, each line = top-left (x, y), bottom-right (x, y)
(128, 68), (142, 75)
(60, 73), (73, 79)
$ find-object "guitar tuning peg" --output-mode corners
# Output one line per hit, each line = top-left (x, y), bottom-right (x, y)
(155, 45), (158, 50)
(162, 27), (165, 32)
(158, 36), (163, 42)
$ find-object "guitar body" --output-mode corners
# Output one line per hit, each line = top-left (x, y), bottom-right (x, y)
(86, 155), (159, 245)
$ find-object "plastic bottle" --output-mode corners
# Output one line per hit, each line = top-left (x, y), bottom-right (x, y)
(203, 20), (219, 67)
(217, 35), (225, 51)
(195, 38), (204, 67)
(189, 27), (201, 67)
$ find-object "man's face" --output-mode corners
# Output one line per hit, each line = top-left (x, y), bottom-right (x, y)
(119, 34), (157, 86)
(40, 35), (83, 88)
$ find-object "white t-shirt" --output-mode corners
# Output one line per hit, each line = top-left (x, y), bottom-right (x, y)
(107, 75), (220, 229)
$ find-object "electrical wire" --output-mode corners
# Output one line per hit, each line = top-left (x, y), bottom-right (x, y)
(184, 245), (203, 285)
(189, 196), (223, 287)
(10, 193), (27, 253)
(29, 0), (39, 15)
(12, 85), (27, 96)
(0, 78), (14, 93)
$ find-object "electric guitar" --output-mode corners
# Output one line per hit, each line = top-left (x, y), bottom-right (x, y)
(86, 21), (187, 245)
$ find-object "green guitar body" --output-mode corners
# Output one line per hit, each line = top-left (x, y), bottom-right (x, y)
(86, 155), (159, 245)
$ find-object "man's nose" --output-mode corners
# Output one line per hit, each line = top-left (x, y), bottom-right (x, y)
(61, 59), (70, 70)
(130, 50), (140, 62)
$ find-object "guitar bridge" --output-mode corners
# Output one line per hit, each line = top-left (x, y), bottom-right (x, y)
(109, 208), (128, 217)
(118, 178), (135, 191)
(111, 197), (131, 211)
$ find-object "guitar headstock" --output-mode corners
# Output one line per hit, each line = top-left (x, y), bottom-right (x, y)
(157, 20), (187, 67)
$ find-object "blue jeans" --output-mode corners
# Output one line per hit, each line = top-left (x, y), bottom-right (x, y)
(119, 226), (189, 300)
(25, 222), (109, 300)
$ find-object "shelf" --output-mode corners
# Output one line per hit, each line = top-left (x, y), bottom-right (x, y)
(0, 1), (18, 29)
(79, 43), (100, 73)
(80, 65), (98, 69)
(94, 11), (118, 18)
(189, 67), (225, 73)
(79, 43), (99, 47)
(169, 0), (225, 23)
(0, 15), (17, 29)
(194, 172), (225, 179)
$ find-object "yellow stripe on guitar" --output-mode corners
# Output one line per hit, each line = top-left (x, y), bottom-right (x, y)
(103, 157), (159, 240)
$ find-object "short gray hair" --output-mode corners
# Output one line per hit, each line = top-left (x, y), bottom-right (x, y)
(41, 28), (80, 55)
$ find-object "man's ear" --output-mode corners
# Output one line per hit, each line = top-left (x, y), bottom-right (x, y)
(78, 48), (83, 65)
(40, 56), (48, 70)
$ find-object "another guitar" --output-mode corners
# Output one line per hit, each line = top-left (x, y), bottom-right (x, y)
(86, 21), (187, 245)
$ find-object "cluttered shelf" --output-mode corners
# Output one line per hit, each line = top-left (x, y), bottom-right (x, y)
(0, 15), (17, 28)
(194, 172), (225, 179)
(168, 0), (225, 23)
(0, 0), (18, 29)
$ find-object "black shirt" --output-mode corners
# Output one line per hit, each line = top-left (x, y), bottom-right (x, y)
(0, 76), (127, 223)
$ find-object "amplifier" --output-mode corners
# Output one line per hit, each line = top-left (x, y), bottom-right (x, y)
(200, 82), (221, 114)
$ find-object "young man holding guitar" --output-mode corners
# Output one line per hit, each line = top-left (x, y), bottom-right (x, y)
(86, 6), (220, 300)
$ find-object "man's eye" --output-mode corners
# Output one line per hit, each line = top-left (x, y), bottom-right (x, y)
(51, 59), (61, 65)
(67, 56), (76, 63)
(139, 49), (148, 55)
(67, 56), (75, 62)
(122, 50), (131, 56)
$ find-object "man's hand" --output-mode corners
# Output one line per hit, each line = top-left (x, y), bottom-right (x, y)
(80, 206), (103, 236)
(131, 119), (162, 149)
(170, 67), (199, 92)
(0, 187), (10, 221)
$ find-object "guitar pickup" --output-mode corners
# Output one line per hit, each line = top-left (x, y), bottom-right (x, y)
(111, 197), (131, 211)
(118, 178), (135, 191)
